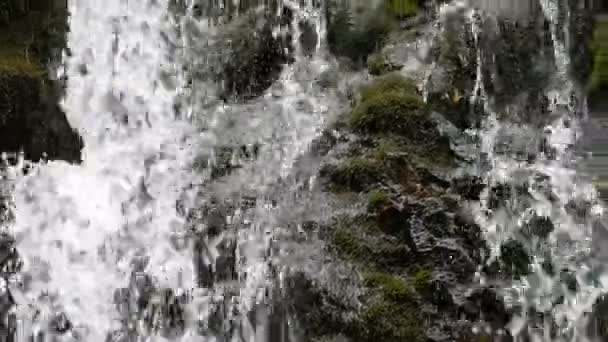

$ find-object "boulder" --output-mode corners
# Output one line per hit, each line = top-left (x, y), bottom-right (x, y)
(214, 7), (293, 100)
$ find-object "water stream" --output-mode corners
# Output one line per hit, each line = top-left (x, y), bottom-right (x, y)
(2, 0), (336, 341)
(1, 0), (605, 341)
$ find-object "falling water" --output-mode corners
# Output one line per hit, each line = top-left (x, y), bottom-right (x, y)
(3, 0), (334, 341)
(444, 0), (607, 340)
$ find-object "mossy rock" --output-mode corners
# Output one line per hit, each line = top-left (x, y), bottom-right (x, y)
(591, 18), (608, 99)
(371, 136), (455, 176)
(326, 2), (396, 67)
(350, 73), (440, 142)
(386, 0), (419, 19)
(329, 217), (412, 267)
(413, 268), (433, 293)
(367, 53), (388, 76)
(367, 189), (391, 212)
(351, 91), (430, 136)
(216, 7), (292, 100)
(319, 157), (382, 192)
(364, 272), (415, 302)
(284, 272), (359, 340)
(0, 57), (44, 77)
(358, 300), (425, 342)
(359, 72), (419, 102)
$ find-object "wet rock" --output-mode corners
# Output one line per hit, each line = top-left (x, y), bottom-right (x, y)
(565, 199), (593, 224)
(319, 158), (382, 192)
(48, 312), (72, 334)
(331, 217), (413, 267)
(460, 287), (510, 327)
(283, 272), (359, 339)
(522, 213), (554, 239)
(351, 73), (434, 140)
(425, 7), (478, 129)
(488, 183), (512, 210)
(0, 74), (82, 162)
(451, 175), (485, 200)
(484, 239), (531, 279)
(298, 19), (319, 57)
(214, 7), (293, 100)
(566, 0), (595, 87)
(326, 1), (395, 67)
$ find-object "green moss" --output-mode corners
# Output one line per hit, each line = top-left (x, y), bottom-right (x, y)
(367, 190), (390, 212)
(333, 226), (367, 259)
(372, 136), (454, 171)
(367, 53), (388, 76)
(329, 216), (410, 266)
(359, 72), (419, 102)
(351, 91), (428, 134)
(0, 56), (44, 76)
(359, 301), (424, 342)
(386, 0), (419, 18)
(0, 28), (45, 77)
(319, 158), (381, 192)
(364, 272), (415, 302)
(591, 18), (608, 93)
(413, 268), (432, 293)
(350, 73), (435, 139)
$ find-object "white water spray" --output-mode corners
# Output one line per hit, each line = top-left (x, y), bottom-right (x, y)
(2, 0), (336, 341)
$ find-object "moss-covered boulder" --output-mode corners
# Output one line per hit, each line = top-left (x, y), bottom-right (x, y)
(319, 157), (382, 192)
(212, 6), (293, 100)
(326, 1), (396, 67)
(351, 73), (438, 141)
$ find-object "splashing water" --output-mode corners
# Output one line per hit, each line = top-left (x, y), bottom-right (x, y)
(441, 0), (608, 340)
(2, 0), (336, 341)
(8, 0), (202, 340)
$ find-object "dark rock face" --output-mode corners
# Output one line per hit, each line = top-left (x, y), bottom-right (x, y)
(0, 74), (82, 162)
(426, 0), (592, 128)
(325, 1), (395, 67)
(566, 0), (595, 88)
(215, 7), (294, 101)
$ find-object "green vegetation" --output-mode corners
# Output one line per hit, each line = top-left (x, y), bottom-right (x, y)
(413, 268), (433, 293)
(350, 72), (435, 140)
(591, 18), (608, 93)
(351, 91), (427, 134)
(359, 300), (424, 342)
(333, 226), (368, 259)
(330, 216), (410, 267)
(367, 189), (391, 212)
(359, 72), (419, 102)
(0, 31), (44, 76)
(358, 270), (424, 342)
(367, 53), (388, 76)
(319, 157), (381, 192)
(386, 0), (419, 18)
(364, 272), (415, 302)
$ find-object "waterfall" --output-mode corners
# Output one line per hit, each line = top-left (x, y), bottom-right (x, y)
(445, 0), (604, 340)
(4, 0), (335, 341)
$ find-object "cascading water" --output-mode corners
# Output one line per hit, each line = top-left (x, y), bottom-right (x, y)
(1, 0), (336, 341)
(438, 0), (605, 340)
